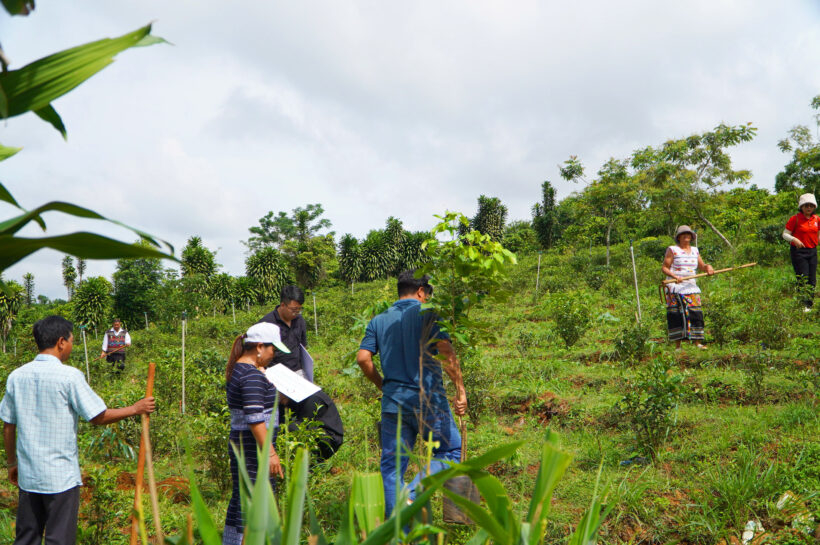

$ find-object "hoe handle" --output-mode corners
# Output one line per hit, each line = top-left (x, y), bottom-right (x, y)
(129, 362), (156, 545)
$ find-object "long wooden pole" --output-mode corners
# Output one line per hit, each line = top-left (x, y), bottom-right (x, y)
(97, 344), (127, 360)
(181, 317), (186, 415)
(130, 362), (156, 545)
(661, 262), (757, 285)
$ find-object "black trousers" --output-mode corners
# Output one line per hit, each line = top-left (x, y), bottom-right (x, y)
(15, 486), (80, 545)
(790, 246), (818, 307)
(106, 351), (126, 370)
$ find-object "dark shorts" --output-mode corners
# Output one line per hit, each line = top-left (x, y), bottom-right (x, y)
(106, 352), (126, 364)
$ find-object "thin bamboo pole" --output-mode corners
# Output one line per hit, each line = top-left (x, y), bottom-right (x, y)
(130, 362), (156, 545)
(534, 252), (542, 300)
(142, 411), (163, 542)
(231, 302), (236, 324)
(630, 241), (642, 323)
(661, 262), (757, 285)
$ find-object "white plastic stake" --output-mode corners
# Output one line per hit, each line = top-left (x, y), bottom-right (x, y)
(232, 302), (236, 324)
(312, 293), (318, 336)
(630, 241), (642, 323)
(81, 329), (90, 382)
(535, 252), (542, 297)
(144, 312), (149, 329)
(181, 317), (186, 415)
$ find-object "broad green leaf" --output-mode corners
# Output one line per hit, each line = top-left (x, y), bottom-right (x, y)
(352, 472), (385, 536)
(0, 232), (174, 271)
(307, 495), (329, 545)
(0, 183), (23, 208)
(1, 0), (33, 16)
(0, 24), (163, 133)
(33, 104), (66, 139)
(0, 144), (22, 162)
(183, 436), (222, 545)
(440, 488), (509, 544)
(244, 420), (276, 545)
(282, 449), (309, 545)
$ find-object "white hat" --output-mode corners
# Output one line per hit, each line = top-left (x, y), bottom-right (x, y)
(244, 322), (290, 354)
(798, 193), (817, 211)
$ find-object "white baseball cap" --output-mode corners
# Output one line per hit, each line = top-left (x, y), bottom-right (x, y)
(244, 322), (290, 353)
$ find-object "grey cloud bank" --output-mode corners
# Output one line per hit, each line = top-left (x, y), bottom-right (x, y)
(2, 0), (819, 297)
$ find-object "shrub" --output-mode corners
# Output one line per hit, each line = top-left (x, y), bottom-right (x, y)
(616, 358), (683, 457)
(613, 322), (650, 362)
(638, 237), (667, 260)
(548, 291), (591, 348)
(584, 265), (610, 290)
(742, 349), (770, 403)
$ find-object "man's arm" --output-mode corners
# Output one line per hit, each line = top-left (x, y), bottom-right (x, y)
(3, 423), (17, 486)
(125, 332), (132, 346)
(90, 397), (155, 426)
(100, 333), (108, 357)
(437, 340), (467, 416)
(356, 349), (383, 391)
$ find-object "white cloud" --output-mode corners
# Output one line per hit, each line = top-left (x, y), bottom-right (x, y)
(2, 0), (819, 296)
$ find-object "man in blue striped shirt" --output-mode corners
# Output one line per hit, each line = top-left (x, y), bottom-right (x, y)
(1, 315), (155, 545)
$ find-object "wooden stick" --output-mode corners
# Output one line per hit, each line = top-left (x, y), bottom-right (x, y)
(98, 344), (127, 360)
(459, 415), (466, 463)
(130, 362), (156, 545)
(661, 262), (756, 285)
(142, 410), (164, 542)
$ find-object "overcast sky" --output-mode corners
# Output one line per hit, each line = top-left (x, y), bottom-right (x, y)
(2, 1), (820, 298)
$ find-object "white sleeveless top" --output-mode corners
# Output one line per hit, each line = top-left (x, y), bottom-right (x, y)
(666, 245), (701, 294)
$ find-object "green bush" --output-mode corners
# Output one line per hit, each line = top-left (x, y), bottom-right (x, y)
(549, 291), (591, 348)
(613, 322), (650, 362)
(616, 358), (683, 457)
(583, 265), (610, 290)
(638, 237), (667, 260)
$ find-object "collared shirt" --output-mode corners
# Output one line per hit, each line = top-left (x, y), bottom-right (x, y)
(0, 354), (106, 494)
(101, 328), (131, 351)
(259, 308), (307, 372)
(359, 299), (450, 414)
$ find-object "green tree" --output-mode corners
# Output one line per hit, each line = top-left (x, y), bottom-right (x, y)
(75, 257), (86, 285)
(631, 123), (757, 249)
(397, 231), (430, 272)
(61, 255), (77, 300)
(338, 234), (362, 288)
(246, 247), (290, 303)
(22, 272), (34, 306)
(384, 217), (406, 276)
(282, 234), (336, 290)
(208, 273), (236, 312)
(359, 230), (393, 281)
(470, 195), (508, 242)
(72, 277), (112, 333)
(418, 212), (517, 348)
(113, 243), (163, 329)
(234, 276), (260, 308)
(532, 180), (558, 249)
(502, 220), (538, 254)
(247, 203), (332, 250)
(565, 158), (645, 266)
(0, 279), (23, 352)
(775, 95), (820, 195)
(181, 236), (218, 279)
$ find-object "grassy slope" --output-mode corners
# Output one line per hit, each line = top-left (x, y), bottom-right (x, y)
(0, 243), (817, 544)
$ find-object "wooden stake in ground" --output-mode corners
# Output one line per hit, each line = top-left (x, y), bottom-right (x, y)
(630, 241), (642, 323)
(144, 312), (149, 329)
(658, 262), (757, 304)
(130, 362), (156, 545)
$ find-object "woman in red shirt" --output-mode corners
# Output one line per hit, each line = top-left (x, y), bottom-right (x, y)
(783, 193), (819, 311)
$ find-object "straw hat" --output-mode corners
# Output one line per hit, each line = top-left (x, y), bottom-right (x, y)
(674, 225), (697, 244)
(798, 193), (817, 211)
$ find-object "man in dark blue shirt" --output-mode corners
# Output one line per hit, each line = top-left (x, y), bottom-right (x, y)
(357, 270), (467, 517)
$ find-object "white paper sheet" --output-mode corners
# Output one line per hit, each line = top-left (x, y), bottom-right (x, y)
(265, 364), (321, 402)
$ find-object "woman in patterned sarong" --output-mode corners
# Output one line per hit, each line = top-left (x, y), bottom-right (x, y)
(661, 225), (714, 349)
(223, 323), (291, 545)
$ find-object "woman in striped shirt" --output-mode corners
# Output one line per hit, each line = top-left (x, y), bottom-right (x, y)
(223, 323), (291, 545)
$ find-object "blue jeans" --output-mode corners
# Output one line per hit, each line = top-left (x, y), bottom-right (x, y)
(380, 408), (461, 518)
